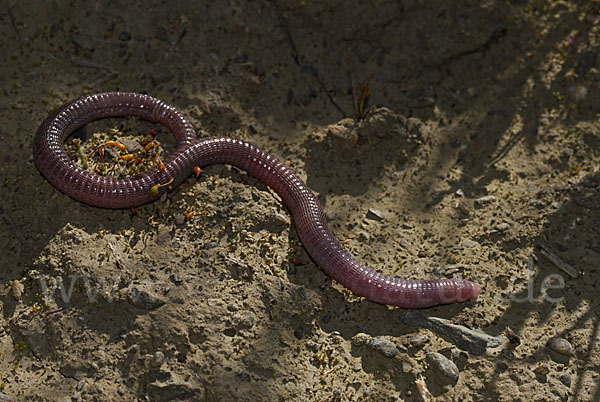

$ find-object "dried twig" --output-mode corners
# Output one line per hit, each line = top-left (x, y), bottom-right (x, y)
(4, 0), (20, 40)
(539, 245), (579, 278)
(69, 57), (115, 73)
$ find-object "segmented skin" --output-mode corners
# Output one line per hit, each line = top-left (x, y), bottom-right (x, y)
(33, 92), (481, 308)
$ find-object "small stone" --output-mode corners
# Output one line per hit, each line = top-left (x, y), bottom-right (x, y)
(128, 287), (167, 310)
(533, 363), (550, 377)
(427, 352), (459, 384)
(410, 334), (429, 348)
(369, 338), (399, 358)
(496, 359), (508, 371)
(505, 327), (521, 345)
(119, 138), (142, 153)
(501, 349), (515, 361)
(496, 222), (510, 231)
(155, 225), (172, 245)
(352, 333), (372, 347)
(399, 312), (506, 355)
(237, 312), (255, 328)
(274, 213), (290, 226)
(529, 199), (546, 208)
(496, 222), (510, 232)
(174, 214), (186, 225)
(297, 286), (306, 300)
(11, 280), (24, 301)
(150, 351), (165, 367)
(474, 195), (497, 207)
(238, 371), (251, 381)
(118, 31), (132, 41)
(76, 380), (85, 391)
(549, 201), (562, 210)
(559, 372), (572, 387)
(327, 119), (358, 147)
(293, 327), (304, 340)
(169, 273), (183, 285)
(462, 239), (479, 248)
(366, 208), (385, 221)
(569, 85), (588, 102)
(548, 337), (575, 357)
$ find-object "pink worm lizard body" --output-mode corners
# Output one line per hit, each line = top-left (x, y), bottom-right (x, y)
(33, 92), (481, 308)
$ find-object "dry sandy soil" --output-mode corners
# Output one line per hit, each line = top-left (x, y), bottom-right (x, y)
(1, 0), (599, 401)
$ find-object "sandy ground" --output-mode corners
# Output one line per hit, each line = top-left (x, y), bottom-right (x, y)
(1, 0), (599, 400)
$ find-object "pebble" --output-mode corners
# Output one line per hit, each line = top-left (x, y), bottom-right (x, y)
(366, 208), (385, 221)
(559, 372), (572, 387)
(369, 338), (399, 358)
(534, 362), (550, 377)
(529, 199), (546, 208)
(11, 279), (23, 301)
(462, 239), (479, 248)
(293, 327), (304, 340)
(547, 337), (575, 356)
(352, 333), (371, 347)
(237, 312), (255, 329)
(174, 214), (186, 225)
(427, 352), (459, 384)
(569, 85), (588, 102)
(505, 327), (521, 345)
(169, 273), (183, 285)
(327, 119), (358, 147)
(155, 225), (172, 245)
(237, 371), (251, 381)
(118, 31), (132, 41)
(399, 312), (506, 355)
(474, 195), (497, 206)
(127, 287), (167, 310)
(351, 333), (400, 358)
(409, 334), (429, 348)
(205, 241), (218, 249)
(297, 286), (306, 300)
(495, 222), (510, 232)
(274, 213), (290, 226)
(501, 348), (514, 361)
(119, 138), (142, 152)
(150, 351), (165, 367)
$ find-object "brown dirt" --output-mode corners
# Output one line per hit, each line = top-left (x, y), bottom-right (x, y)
(1, 0), (599, 401)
